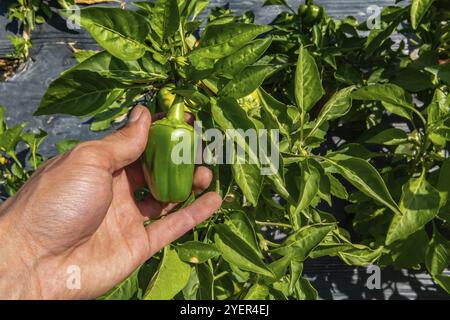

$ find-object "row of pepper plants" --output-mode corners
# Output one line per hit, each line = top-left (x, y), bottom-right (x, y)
(1, 0), (450, 299)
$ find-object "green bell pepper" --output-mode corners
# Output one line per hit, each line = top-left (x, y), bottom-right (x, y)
(142, 95), (195, 203)
(298, 0), (323, 26)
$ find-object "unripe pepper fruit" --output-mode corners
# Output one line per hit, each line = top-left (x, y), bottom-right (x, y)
(142, 95), (195, 203)
(298, 0), (323, 26)
(157, 84), (191, 112)
(157, 84), (176, 112)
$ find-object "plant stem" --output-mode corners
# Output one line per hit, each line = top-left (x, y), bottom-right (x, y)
(255, 220), (293, 229)
(213, 257), (223, 275)
(31, 145), (37, 170)
(7, 151), (29, 179)
(214, 271), (228, 281)
(179, 22), (188, 55)
(214, 165), (220, 194)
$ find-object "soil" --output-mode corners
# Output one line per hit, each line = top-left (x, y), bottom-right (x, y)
(0, 57), (21, 82)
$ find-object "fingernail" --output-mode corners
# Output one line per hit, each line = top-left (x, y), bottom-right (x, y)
(129, 107), (143, 123)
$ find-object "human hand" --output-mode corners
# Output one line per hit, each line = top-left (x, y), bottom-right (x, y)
(0, 106), (222, 299)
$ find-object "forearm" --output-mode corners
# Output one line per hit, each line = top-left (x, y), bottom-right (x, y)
(0, 211), (42, 299)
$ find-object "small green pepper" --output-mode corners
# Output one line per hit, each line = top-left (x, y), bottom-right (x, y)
(142, 95), (195, 203)
(298, 0), (323, 26)
(157, 84), (176, 112)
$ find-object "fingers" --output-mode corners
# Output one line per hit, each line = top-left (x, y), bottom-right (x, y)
(145, 192), (222, 256)
(136, 166), (213, 219)
(62, 108), (192, 176)
(192, 166), (213, 195)
(152, 112), (194, 124)
(99, 105), (151, 172)
(125, 160), (146, 190)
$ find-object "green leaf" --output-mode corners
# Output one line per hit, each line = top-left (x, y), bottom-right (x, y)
(386, 175), (441, 245)
(231, 163), (263, 207)
(35, 71), (126, 116)
(73, 49), (99, 63)
(289, 259), (303, 294)
(338, 245), (384, 266)
(225, 211), (261, 257)
(211, 98), (262, 206)
(0, 123), (26, 152)
(90, 90), (140, 132)
(426, 228), (450, 276)
(173, 89), (210, 106)
(263, 0), (288, 6)
(98, 268), (139, 300)
(243, 283), (269, 300)
(295, 46), (324, 114)
(258, 87), (291, 138)
(328, 174), (348, 200)
(196, 263), (214, 300)
(176, 241), (220, 264)
(183, 0), (209, 21)
(273, 224), (336, 261)
(201, 23), (272, 48)
(214, 224), (274, 277)
(309, 242), (354, 259)
(56, 139), (80, 154)
(433, 274), (450, 294)
(352, 84), (414, 120)
(182, 267), (199, 300)
(411, 0), (435, 30)
(22, 129), (47, 153)
(295, 159), (321, 215)
(390, 229), (428, 269)
(309, 86), (355, 134)
(189, 23), (272, 62)
(151, 0), (180, 41)
(365, 20), (398, 58)
(213, 95), (288, 204)
(364, 128), (408, 145)
(295, 277), (318, 300)
(392, 68), (433, 92)
(65, 51), (167, 82)
(214, 37), (272, 78)
(219, 65), (275, 99)
(331, 143), (379, 160)
(427, 87), (449, 124)
(268, 255), (291, 281)
(136, 262), (159, 299)
(326, 154), (401, 215)
(0, 106), (6, 134)
(80, 7), (150, 61)
(143, 247), (191, 300)
(426, 63), (450, 85)
(437, 158), (450, 217)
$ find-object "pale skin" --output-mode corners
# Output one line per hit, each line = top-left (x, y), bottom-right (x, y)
(0, 106), (222, 299)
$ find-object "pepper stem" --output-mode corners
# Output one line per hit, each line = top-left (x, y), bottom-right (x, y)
(166, 95), (185, 123)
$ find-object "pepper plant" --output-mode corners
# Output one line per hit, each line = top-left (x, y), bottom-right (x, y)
(6, 0), (54, 60)
(0, 106), (47, 198)
(32, 0), (450, 299)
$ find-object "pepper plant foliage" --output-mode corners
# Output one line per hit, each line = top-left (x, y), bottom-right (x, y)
(34, 0), (450, 299)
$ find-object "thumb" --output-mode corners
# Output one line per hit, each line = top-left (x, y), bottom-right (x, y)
(100, 105), (151, 172)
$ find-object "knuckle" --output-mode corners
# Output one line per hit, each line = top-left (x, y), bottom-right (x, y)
(70, 142), (98, 158)
(69, 142), (111, 169)
(114, 128), (147, 153)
